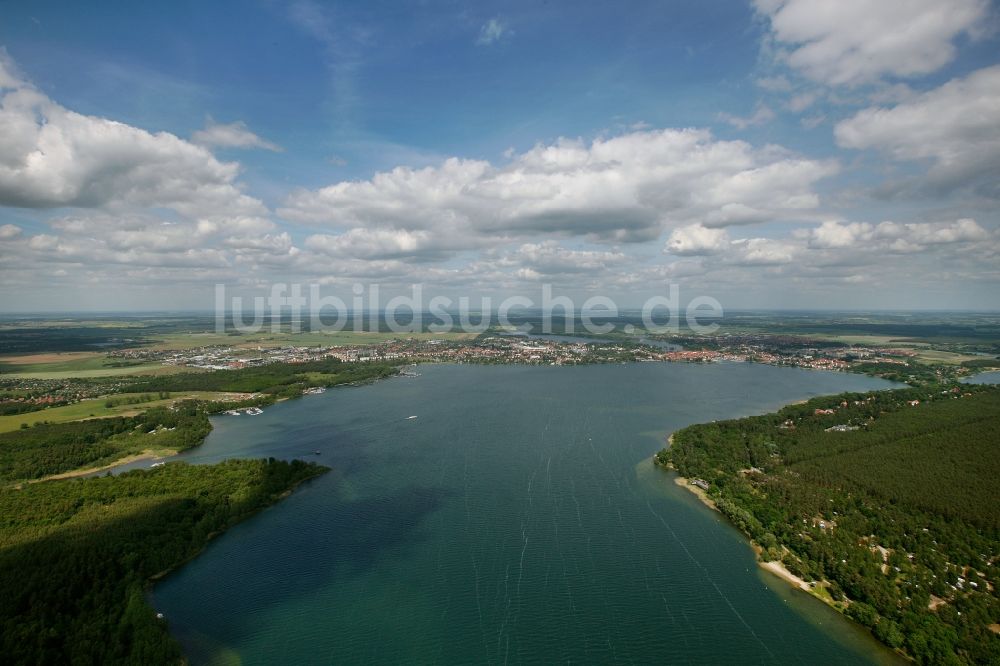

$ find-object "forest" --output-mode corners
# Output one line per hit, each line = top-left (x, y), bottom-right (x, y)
(127, 358), (399, 397)
(0, 403), (211, 483)
(659, 384), (1000, 665)
(0, 458), (327, 664)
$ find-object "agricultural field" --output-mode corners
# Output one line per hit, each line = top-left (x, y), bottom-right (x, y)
(144, 329), (478, 350)
(0, 352), (196, 379)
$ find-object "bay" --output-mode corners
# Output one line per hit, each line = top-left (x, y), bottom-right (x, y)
(153, 362), (905, 665)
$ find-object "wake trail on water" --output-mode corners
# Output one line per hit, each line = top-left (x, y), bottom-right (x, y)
(645, 499), (776, 661)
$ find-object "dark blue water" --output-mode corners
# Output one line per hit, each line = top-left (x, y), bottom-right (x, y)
(152, 362), (903, 664)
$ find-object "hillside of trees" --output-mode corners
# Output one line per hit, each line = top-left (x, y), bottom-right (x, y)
(659, 385), (1000, 665)
(0, 459), (327, 664)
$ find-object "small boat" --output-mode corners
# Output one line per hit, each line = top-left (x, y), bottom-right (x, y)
(313, 450), (321, 455)
(406, 415), (418, 420)
(150, 462), (165, 468)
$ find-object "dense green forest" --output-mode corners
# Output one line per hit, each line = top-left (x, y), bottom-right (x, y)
(659, 385), (1000, 665)
(127, 358), (399, 397)
(0, 459), (327, 664)
(0, 403), (211, 483)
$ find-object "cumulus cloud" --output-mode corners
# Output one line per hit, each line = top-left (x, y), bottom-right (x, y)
(0, 223), (21, 239)
(665, 224), (729, 255)
(730, 237), (798, 266)
(192, 119), (283, 152)
(835, 65), (1000, 197)
(305, 228), (446, 261)
(280, 129), (838, 250)
(509, 241), (627, 275)
(754, 0), (989, 86)
(0, 53), (266, 218)
(803, 218), (990, 252)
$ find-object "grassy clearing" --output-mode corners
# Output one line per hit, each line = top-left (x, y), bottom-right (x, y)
(910, 349), (985, 365)
(809, 334), (929, 346)
(0, 391), (248, 433)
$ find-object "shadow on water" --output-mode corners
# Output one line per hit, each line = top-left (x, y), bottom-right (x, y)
(154, 480), (455, 650)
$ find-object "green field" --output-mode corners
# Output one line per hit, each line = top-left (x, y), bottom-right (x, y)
(0, 352), (201, 379)
(145, 329), (477, 350)
(0, 392), (247, 434)
(3, 364), (194, 380)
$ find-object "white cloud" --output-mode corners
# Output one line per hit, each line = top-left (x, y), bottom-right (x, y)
(0, 54), (266, 218)
(280, 128), (838, 251)
(665, 224), (729, 255)
(730, 237), (798, 266)
(755, 0), (989, 86)
(510, 241), (627, 275)
(835, 65), (1000, 196)
(477, 17), (509, 46)
(718, 103), (775, 129)
(803, 218), (990, 251)
(305, 228), (441, 261)
(0, 223), (21, 239)
(192, 119), (282, 152)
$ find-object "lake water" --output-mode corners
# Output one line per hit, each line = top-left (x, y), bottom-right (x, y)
(963, 370), (1000, 385)
(152, 362), (904, 665)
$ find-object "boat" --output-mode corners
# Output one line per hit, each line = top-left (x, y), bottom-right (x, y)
(150, 462), (165, 468)
(406, 415), (418, 420)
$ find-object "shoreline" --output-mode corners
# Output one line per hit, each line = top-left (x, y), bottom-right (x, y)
(659, 440), (839, 607)
(668, 466), (833, 598)
(30, 449), (168, 483)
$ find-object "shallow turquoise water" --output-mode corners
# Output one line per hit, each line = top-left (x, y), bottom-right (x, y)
(153, 362), (904, 665)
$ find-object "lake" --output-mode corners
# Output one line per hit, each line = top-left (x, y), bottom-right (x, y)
(963, 370), (1000, 385)
(152, 362), (904, 664)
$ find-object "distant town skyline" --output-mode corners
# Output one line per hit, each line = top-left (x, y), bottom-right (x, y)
(1, 0), (999, 311)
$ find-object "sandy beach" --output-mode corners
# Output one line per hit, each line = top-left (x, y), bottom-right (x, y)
(666, 456), (817, 598)
(33, 450), (166, 483)
(759, 559), (813, 593)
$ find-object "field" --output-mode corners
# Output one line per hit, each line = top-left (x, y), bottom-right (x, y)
(0, 392), (250, 434)
(144, 329), (477, 350)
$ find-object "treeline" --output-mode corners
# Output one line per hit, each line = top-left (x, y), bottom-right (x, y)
(0, 403), (211, 483)
(659, 384), (1000, 665)
(127, 358), (398, 397)
(0, 458), (327, 665)
(104, 392), (170, 408)
(961, 358), (1000, 369)
(0, 400), (69, 416)
(850, 360), (946, 386)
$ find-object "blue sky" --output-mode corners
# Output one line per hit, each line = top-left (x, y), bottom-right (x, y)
(1, 0), (999, 311)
